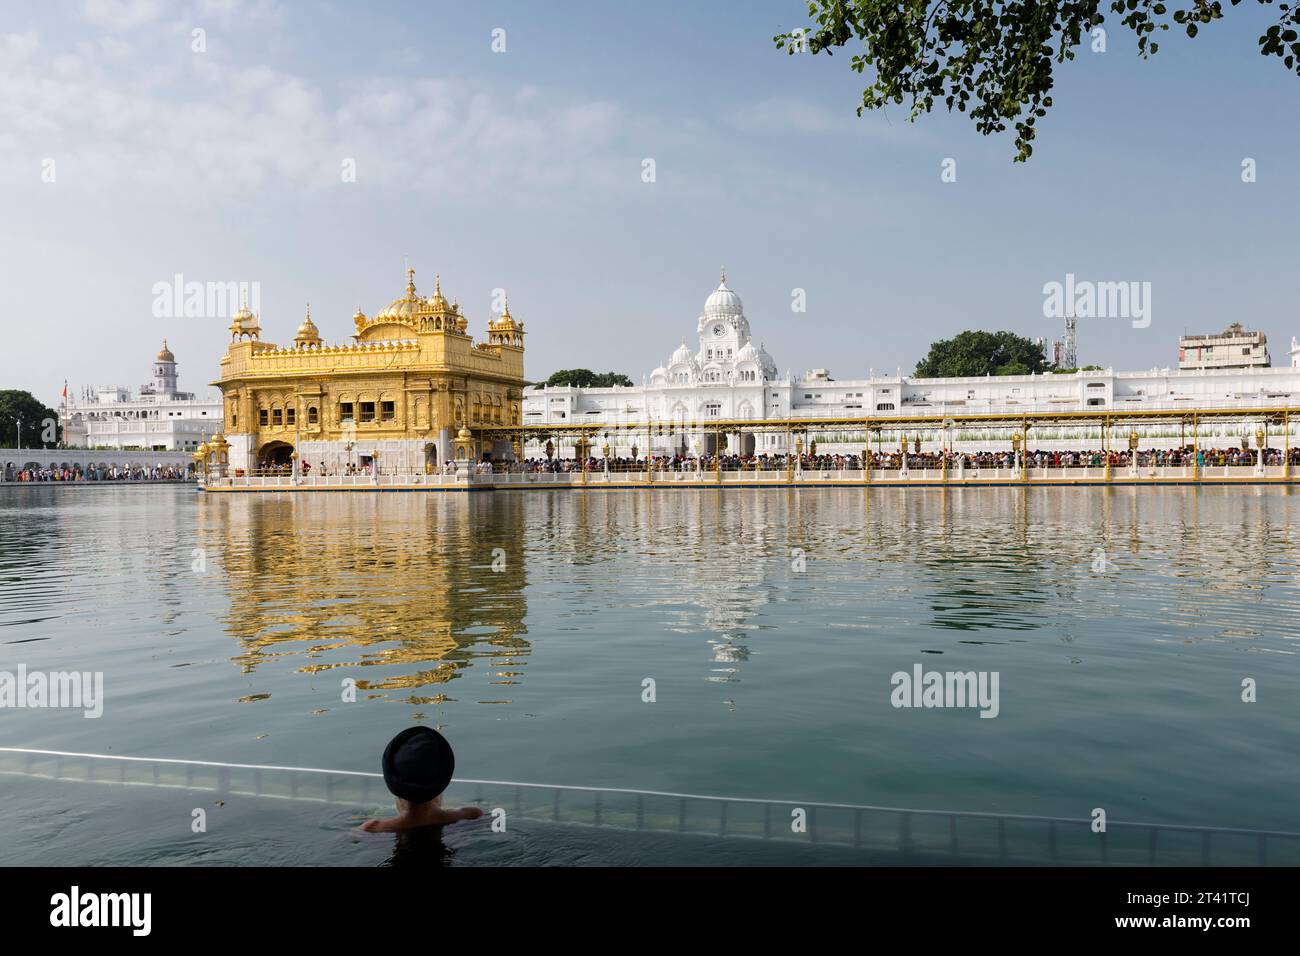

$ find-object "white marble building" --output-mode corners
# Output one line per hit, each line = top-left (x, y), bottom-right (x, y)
(64, 342), (223, 451)
(524, 274), (1300, 457)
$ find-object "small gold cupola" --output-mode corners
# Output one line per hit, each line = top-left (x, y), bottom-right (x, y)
(229, 294), (260, 341)
(294, 303), (322, 348)
(488, 294), (525, 347)
(426, 274), (449, 314)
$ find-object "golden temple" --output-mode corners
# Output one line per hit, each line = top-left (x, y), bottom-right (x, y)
(212, 267), (526, 475)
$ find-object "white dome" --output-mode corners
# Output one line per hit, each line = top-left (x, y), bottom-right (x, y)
(703, 273), (743, 318)
(670, 341), (695, 365)
(736, 342), (758, 362)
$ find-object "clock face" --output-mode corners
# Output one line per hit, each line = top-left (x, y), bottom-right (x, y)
(712, 324), (726, 336)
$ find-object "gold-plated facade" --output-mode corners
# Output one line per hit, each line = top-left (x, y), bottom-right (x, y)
(214, 268), (526, 474)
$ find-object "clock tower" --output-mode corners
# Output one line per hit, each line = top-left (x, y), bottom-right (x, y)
(696, 270), (753, 373)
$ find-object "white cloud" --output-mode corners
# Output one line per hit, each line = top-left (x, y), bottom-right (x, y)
(731, 95), (851, 134)
(80, 0), (166, 30)
(0, 20), (627, 199)
(1, 30), (40, 58)
(195, 0), (286, 25)
(729, 94), (910, 140)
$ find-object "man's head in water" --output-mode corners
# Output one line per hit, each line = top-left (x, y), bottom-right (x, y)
(361, 727), (483, 832)
(382, 726), (455, 804)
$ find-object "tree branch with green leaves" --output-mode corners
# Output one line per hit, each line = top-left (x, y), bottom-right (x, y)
(776, 0), (1299, 160)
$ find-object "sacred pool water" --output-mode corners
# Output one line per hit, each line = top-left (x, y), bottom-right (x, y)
(2, 485), (1297, 865)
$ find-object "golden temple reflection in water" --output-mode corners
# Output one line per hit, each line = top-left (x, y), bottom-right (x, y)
(193, 485), (1296, 702)
(196, 492), (530, 700)
(191, 487), (837, 697)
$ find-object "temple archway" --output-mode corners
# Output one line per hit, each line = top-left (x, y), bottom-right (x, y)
(258, 441), (294, 468)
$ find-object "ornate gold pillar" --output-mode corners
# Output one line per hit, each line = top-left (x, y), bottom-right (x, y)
(1192, 413), (1199, 482)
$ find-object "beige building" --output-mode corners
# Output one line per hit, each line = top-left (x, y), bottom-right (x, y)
(214, 268), (526, 475)
(1179, 323), (1270, 370)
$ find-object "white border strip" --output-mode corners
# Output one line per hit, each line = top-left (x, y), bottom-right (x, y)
(3, 746), (1297, 837)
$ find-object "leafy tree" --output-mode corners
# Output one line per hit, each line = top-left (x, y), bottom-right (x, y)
(543, 369), (634, 388)
(776, 1), (1300, 161)
(914, 330), (1052, 377)
(0, 390), (61, 447)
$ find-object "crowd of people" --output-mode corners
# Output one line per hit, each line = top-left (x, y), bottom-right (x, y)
(505, 446), (1300, 474)
(4, 463), (193, 483)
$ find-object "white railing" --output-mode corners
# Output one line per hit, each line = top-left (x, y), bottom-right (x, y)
(5, 745), (1296, 865)
(204, 472), (470, 490)
(199, 464), (1297, 491)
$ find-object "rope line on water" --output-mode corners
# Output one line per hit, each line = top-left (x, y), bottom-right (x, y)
(3, 746), (1298, 838)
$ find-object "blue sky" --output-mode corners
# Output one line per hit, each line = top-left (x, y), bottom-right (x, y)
(2, 0), (1298, 405)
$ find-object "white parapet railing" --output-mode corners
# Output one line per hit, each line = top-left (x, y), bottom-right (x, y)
(203, 472), (472, 490)
(484, 465), (1288, 485)
(199, 464), (1294, 491)
(3, 746), (1297, 866)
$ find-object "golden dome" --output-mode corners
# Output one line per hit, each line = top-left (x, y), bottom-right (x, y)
(456, 425), (473, 441)
(229, 300), (260, 340)
(424, 275), (449, 313)
(376, 266), (425, 321)
(156, 340), (175, 362)
(209, 432), (229, 449)
(492, 296), (522, 329)
(376, 297), (424, 320)
(365, 266), (466, 329)
(295, 304), (322, 346)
